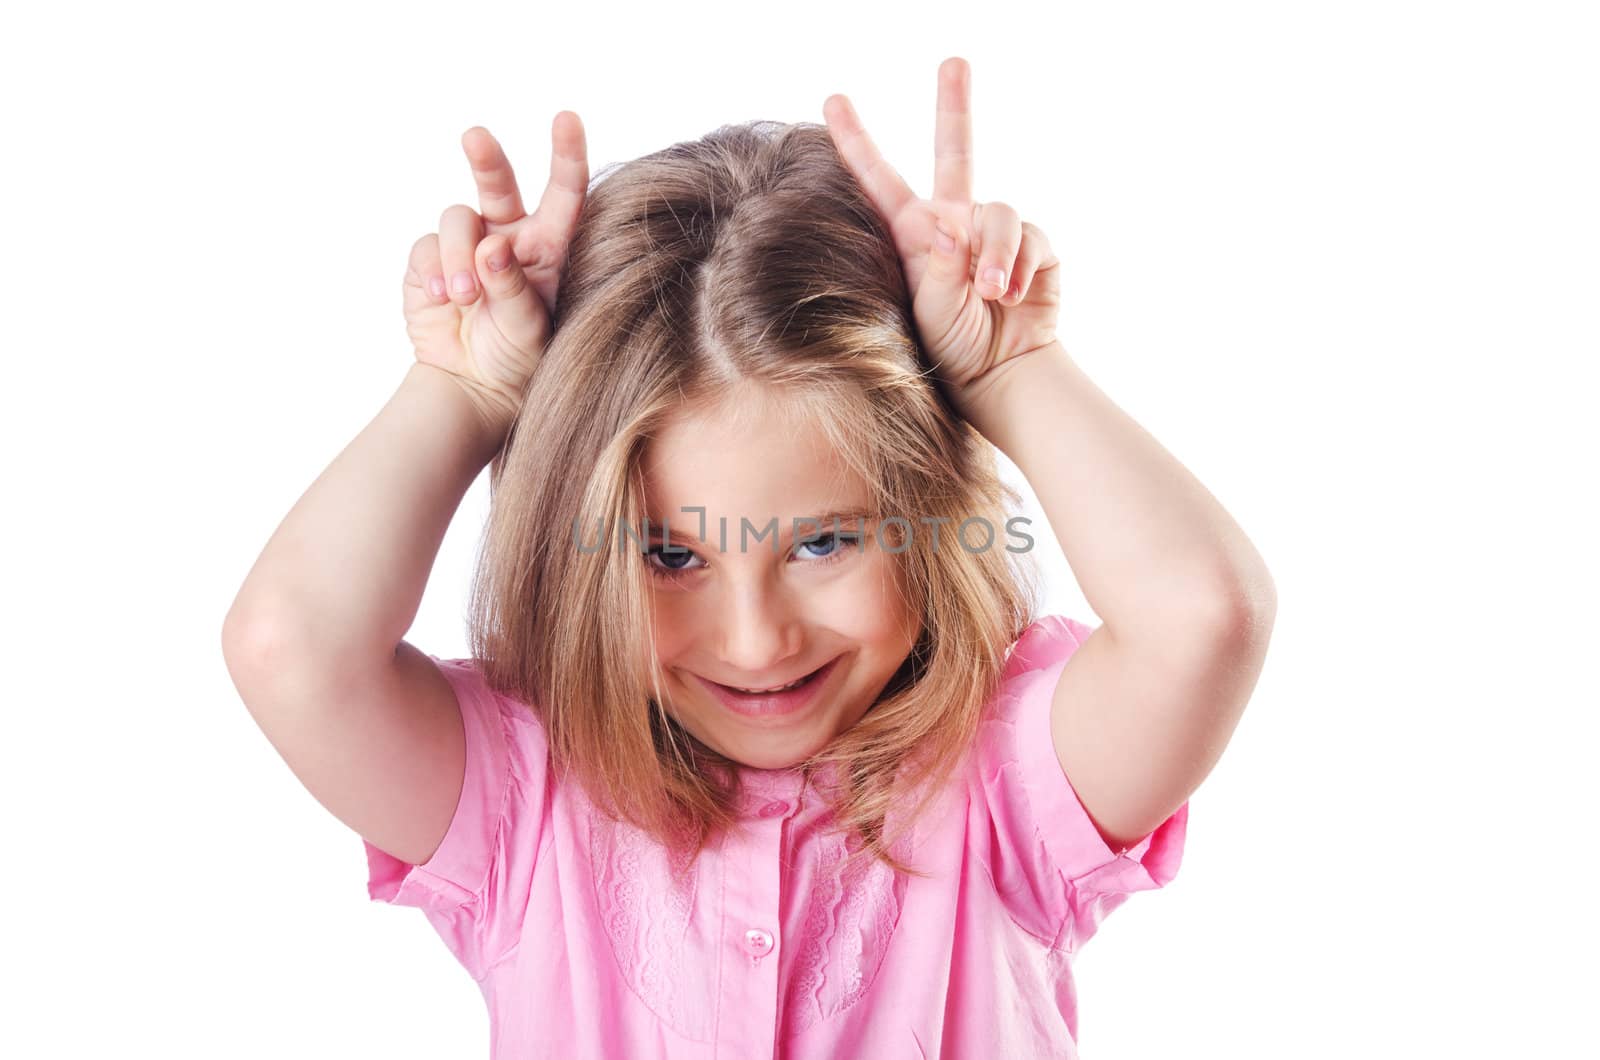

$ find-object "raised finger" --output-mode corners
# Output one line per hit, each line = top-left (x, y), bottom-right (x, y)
(971, 201), (1022, 300)
(933, 57), (973, 204)
(404, 232), (448, 304)
(822, 93), (916, 226)
(513, 111), (590, 270)
(439, 204), (486, 305)
(462, 127), (526, 226)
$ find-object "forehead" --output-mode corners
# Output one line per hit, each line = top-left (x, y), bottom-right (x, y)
(641, 385), (869, 519)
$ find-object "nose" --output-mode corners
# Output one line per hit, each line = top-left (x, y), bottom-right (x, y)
(716, 577), (803, 678)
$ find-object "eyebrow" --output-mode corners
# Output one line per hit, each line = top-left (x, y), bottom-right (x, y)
(646, 507), (876, 546)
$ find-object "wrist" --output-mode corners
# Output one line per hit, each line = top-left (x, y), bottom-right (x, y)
(948, 340), (1068, 446)
(406, 362), (516, 463)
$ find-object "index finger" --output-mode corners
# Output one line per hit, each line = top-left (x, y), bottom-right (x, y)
(932, 57), (973, 204)
(461, 126), (526, 225)
(822, 93), (916, 225)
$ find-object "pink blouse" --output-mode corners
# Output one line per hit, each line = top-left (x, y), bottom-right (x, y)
(364, 615), (1188, 1058)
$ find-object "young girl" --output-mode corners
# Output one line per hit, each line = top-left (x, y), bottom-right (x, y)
(223, 57), (1274, 1059)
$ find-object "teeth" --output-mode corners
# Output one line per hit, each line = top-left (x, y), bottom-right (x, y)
(733, 673), (809, 694)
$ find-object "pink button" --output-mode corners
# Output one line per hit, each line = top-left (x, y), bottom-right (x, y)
(743, 928), (773, 958)
(758, 799), (789, 818)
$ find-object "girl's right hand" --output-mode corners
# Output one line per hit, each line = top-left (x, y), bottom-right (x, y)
(402, 114), (589, 432)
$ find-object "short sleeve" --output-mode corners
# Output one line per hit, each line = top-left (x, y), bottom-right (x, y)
(362, 654), (550, 980)
(973, 615), (1189, 951)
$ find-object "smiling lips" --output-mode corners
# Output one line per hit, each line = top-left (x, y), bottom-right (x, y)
(696, 657), (842, 719)
(728, 673), (812, 694)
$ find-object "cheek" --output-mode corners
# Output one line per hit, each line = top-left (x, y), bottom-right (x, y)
(829, 553), (918, 647)
(647, 591), (691, 665)
(649, 611), (694, 669)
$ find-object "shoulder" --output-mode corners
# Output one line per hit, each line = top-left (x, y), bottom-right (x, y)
(428, 655), (554, 805)
(432, 656), (549, 740)
(990, 615), (1094, 714)
(965, 614), (1188, 945)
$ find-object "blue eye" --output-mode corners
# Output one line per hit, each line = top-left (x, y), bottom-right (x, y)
(644, 532), (861, 579)
(794, 532), (862, 562)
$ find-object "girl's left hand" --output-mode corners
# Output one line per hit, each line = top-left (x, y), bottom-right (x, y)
(823, 57), (1061, 405)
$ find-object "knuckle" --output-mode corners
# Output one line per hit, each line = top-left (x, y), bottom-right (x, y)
(518, 241), (549, 271)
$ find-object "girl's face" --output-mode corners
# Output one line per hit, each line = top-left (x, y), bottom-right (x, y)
(641, 386), (921, 770)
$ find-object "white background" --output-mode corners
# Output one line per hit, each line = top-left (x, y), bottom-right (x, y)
(3, 1), (1596, 1056)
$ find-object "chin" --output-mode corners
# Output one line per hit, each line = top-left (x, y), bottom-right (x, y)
(695, 718), (827, 770)
(725, 746), (810, 771)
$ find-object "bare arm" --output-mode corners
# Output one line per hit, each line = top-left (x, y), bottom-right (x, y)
(220, 364), (511, 865)
(223, 362), (507, 667)
(221, 119), (585, 867)
(958, 343), (1276, 853)
(959, 342), (1277, 637)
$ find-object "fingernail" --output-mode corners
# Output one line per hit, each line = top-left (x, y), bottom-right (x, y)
(487, 251), (508, 272)
(451, 270), (475, 295)
(982, 267), (1006, 293)
(428, 276), (446, 298)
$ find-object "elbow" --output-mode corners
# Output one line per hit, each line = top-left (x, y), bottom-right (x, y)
(1196, 567), (1277, 648)
(221, 603), (301, 696)
(1228, 594), (1276, 654)
(221, 600), (271, 668)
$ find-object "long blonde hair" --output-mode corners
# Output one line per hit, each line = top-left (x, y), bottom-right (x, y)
(467, 119), (1040, 881)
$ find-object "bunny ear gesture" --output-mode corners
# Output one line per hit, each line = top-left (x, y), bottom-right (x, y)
(402, 115), (590, 429)
(823, 58), (1061, 401)
(459, 117), (590, 317)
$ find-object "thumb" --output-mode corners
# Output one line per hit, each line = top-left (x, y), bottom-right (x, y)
(474, 234), (550, 353)
(916, 218), (973, 334)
